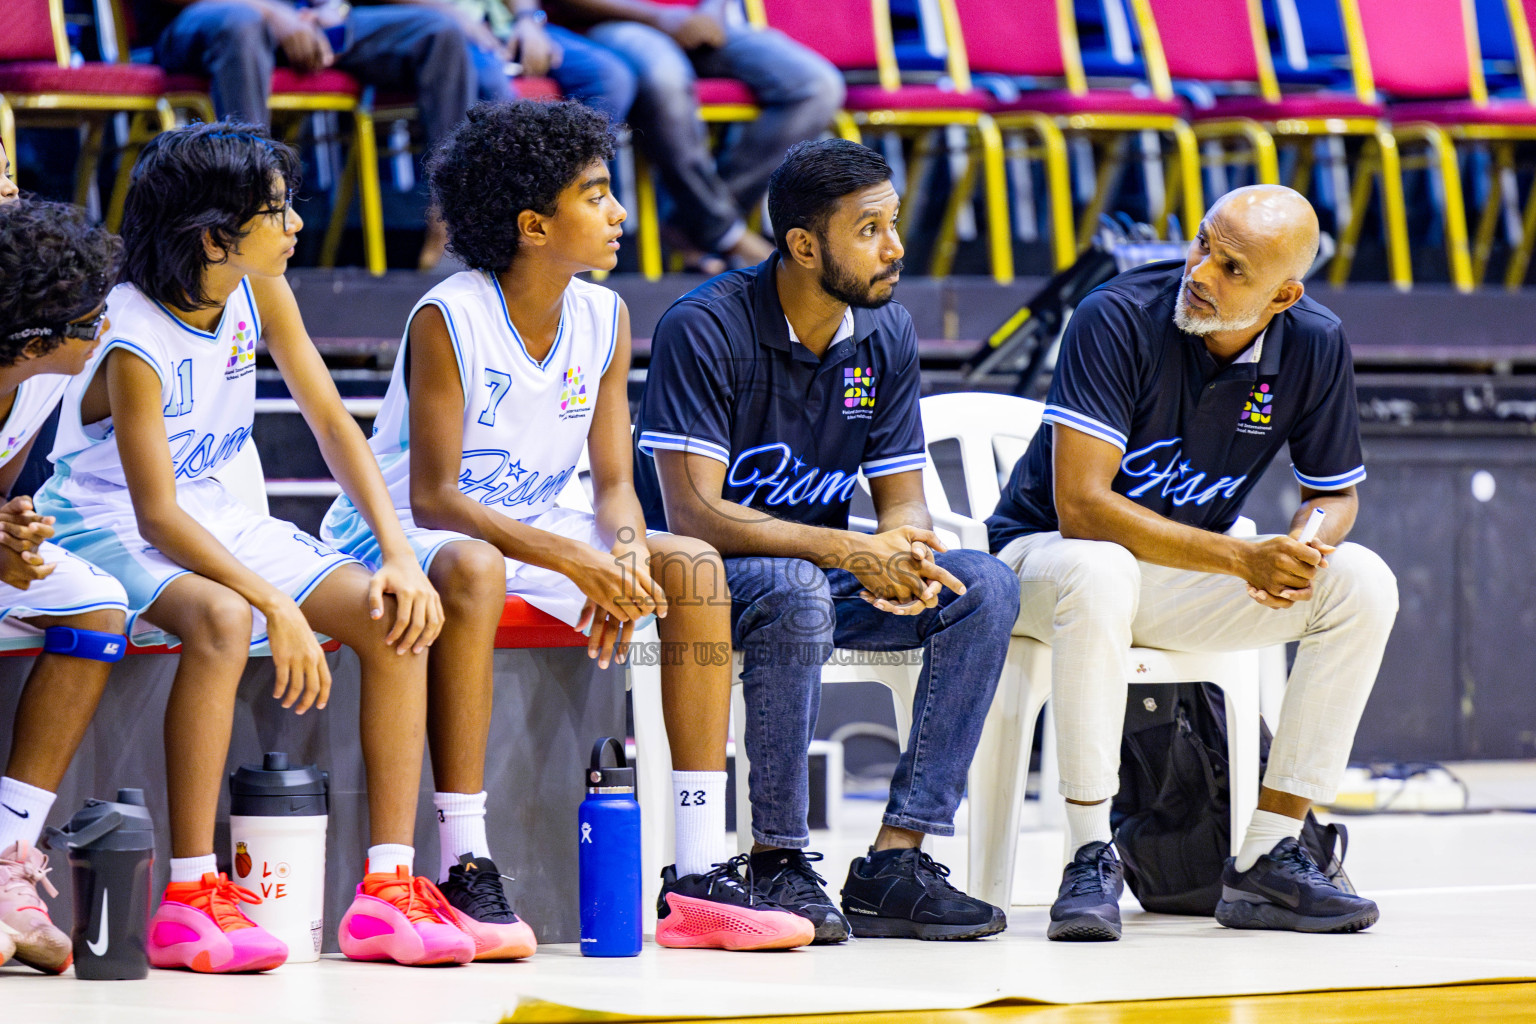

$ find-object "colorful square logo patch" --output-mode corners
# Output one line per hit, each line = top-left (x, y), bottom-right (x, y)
(843, 366), (876, 411)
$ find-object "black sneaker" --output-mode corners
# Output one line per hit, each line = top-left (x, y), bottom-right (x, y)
(655, 855), (815, 950)
(1215, 838), (1378, 933)
(438, 854), (537, 959)
(840, 847), (1005, 940)
(749, 849), (851, 944)
(1048, 841), (1124, 942)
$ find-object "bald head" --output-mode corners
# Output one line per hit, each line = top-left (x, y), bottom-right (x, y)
(1205, 185), (1320, 284)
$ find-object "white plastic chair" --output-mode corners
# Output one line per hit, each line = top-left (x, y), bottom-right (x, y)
(916, 392), (1263, 911)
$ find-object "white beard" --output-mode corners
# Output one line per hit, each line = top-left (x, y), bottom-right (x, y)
(1174, 278), (1264, 336)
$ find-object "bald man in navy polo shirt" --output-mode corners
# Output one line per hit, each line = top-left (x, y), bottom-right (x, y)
(988, 186), (1398, 942)
(635, 140), (1018, 943)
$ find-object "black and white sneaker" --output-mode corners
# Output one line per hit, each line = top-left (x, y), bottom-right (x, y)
(749, 849), (850, 944)
(1215, 838), (1378, 933)
(840, 847), (1006, 940)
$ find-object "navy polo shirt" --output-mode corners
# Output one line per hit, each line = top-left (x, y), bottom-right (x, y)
(634, 255), (927, 532)
(987, 260), (1366, 552)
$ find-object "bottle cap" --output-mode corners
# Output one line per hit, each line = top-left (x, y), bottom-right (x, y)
(229, 751), (329, 816)
(45, 791), (156, 852)
(586, 737), (635, 792)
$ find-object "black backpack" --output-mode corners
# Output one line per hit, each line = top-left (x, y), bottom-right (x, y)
(1109, 682), (1353, 916)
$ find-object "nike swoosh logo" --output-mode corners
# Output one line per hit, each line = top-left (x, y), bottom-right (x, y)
(1254, 878), (1302, 909)
(1, 803), (29, 819)
(87, 892), (109, 956)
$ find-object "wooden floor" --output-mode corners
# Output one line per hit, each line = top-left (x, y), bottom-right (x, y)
(628, 982), (1536, 1024)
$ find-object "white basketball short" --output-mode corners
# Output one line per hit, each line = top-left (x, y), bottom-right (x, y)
(38, 472), (359, 648)
(0, 542), (129, 652)
(323, 501), (614, 628)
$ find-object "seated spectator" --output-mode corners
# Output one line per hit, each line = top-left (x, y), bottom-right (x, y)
(452, 2), (637, 121)
(549, 0), (845, 272)
(133, 0), (479, 268)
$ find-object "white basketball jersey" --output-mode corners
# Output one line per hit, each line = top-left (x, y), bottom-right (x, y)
(366, 270), (619, 522)
(50, 280), (259, 487)
(0, 373), (69, 470)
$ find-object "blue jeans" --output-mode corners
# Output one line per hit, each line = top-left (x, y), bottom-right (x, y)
(583, 21), (845, 251)
(156, 1), (475, 149)
(726, 549), (1018, 848)
(470, 26), (637, 121)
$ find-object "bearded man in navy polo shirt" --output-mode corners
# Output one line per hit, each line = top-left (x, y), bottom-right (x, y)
(988, 186), (1398, 942)
(634, 140), (1018, 943)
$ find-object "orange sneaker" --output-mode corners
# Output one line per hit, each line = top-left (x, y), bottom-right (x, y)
(148, 873), (288, 973)
(339, 868), (475, 966)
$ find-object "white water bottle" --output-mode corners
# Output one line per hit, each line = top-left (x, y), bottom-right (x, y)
(228, 752), (329, 962)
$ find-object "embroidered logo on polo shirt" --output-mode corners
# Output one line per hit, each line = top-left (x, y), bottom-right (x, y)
(1238, 382), (1274, 435)
(224, 319), (256, 380)
(843, 367), (876, 420)
(559, 365), (591, 420)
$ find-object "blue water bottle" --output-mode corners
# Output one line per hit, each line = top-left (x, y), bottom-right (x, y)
(578, 737), (642, 957)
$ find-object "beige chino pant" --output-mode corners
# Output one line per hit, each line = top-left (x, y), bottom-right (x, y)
(997, 532), (1399, 804)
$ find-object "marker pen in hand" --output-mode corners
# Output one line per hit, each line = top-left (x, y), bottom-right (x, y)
(1297, 507), (1327, 545)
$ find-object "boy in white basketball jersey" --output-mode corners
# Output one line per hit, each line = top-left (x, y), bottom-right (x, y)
(0, 200), (131, 975)
(36, 124), (470, 972)
(323, 101), (812, 951)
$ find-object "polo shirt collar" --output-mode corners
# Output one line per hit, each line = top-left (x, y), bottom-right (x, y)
(754, 252), (878, 363)
(786, 308), (854, 347)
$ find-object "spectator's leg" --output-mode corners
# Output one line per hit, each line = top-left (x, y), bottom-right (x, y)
(725, 557), (835, 850)
(156, 0), (276, 126)
(585, 21), (744, 255)
(546, 26), (638, 122)
(335, 6), (476, 270)
(826, 551), (1018, 843)
(695, 27), (846, 213)
(471, 42), (516, 103)
(335, 6), (475, 151)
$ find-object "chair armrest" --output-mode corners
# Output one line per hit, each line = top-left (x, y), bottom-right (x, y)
(932, 508), (989, 551)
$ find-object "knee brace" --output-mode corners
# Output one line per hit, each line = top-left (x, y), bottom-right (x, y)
(43, 627), (127, 663)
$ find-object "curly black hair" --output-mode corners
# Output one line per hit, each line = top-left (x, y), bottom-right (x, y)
(428, 100), (617, 271)
(120, 121), (301, 312)
(0, 200), (122, 367)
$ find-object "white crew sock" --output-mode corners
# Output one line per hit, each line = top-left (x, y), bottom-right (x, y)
(672, 770), (727, 877)
(367, 844), (414, 877)
(1234, 809), (1304, 872)
(170, 853), (218, 884)
(1064, 799), (1114, 856)
(0, 776), (54, 851)
(433, 790), (491, 881)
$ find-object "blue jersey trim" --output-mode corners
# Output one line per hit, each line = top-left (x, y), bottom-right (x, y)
(1043, 406), (1128, 451)
(487, 270), (565, 371)
(1294, 465), (1367, 490)
(862, 451), (928, 478)
(150, 293), (231, 344)
(240, 277), (261, 339)
(637, 430), (731, 464)
(410, 298), (470, 400)
(602, 292), (620, 375)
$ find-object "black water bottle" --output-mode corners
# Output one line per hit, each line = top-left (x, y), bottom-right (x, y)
(45, 788), (156, 980)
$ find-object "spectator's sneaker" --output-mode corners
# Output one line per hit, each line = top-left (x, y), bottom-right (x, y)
(0, 841), (72, 973)
(840, 847), (1005, 941)
(655, 855), (814, 951)
(748, 849), (850, 944)
(148, 872), (288, 973)
(437, 855), (537, 961)
(1215, 838), (1379, 933)
(339, 867), (475, 966)
(1048, 841), (1124, 942)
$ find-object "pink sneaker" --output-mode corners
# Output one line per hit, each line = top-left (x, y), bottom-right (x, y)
(339, 868), (475, 966)
(0, 841), (73, 973)
(655, 862), (815, 951)
(148, 872), (289, 973)
(438, 856), (537, 961)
